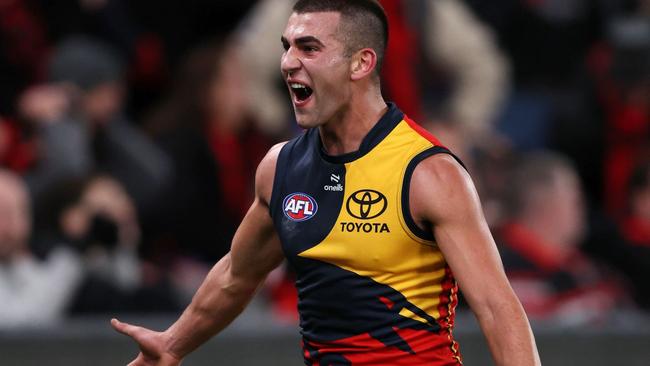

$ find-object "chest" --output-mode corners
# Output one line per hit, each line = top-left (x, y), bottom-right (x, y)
(272, 140), (425, 273)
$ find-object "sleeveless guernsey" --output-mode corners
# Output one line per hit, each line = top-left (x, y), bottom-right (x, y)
(270, 103), (463, 365)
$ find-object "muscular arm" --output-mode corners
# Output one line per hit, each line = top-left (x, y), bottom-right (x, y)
(410, 154), (540, 366)
(112, 143), (286, 364)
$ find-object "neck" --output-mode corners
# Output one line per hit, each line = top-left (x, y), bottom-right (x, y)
(319, 89), (387, 156)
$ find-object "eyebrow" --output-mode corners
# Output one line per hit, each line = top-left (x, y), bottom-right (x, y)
(281, 36), (325, 48)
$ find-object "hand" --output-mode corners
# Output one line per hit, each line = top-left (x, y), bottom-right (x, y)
(84, 177), (141, 248)
(111, 318), (182, 366)
(18, 83), (74, 125)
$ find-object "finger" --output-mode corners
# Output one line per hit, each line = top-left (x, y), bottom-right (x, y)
(111, 318), (141, 338)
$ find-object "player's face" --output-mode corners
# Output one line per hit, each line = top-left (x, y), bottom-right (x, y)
(281, 12), (352, 129)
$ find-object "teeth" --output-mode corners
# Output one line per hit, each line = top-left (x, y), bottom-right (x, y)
(290, 83), (306, 89)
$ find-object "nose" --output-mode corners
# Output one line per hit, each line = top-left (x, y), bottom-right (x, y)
(281, 47), (301, 76)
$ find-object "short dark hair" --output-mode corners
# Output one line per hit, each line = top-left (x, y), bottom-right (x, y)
(504, 151), (578, 217)
(292, 0), (388, 75)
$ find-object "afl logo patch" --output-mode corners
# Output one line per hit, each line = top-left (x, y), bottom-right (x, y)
(346, 189), (387, 220)
(283, 193), (318, 222)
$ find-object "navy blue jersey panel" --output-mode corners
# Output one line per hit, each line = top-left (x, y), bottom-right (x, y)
(271, 130), (346, 260)
(293, 256), (440, 345)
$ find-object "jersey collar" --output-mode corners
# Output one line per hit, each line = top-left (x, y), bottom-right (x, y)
(316, 102), (404, 164)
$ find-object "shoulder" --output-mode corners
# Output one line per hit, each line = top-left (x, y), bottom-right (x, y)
(410, 153), (479, 223)
(256, 141), (288, 204)
(411, 153), (470, 190)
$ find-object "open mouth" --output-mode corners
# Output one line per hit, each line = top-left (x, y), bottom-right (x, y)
(290, 82), (313, 104)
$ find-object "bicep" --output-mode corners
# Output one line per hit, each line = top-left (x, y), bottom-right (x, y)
(411, 155), (515, 311)
(432, 196), (512, 311)
(228, 197), (284, 283)
(228, 142), (287, 283)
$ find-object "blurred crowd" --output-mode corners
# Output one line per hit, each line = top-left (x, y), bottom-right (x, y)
(0, 0), (648, 329)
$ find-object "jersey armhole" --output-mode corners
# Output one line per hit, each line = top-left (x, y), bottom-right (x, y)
(269, 143), (292, 219)
(401, 146), (467, 242)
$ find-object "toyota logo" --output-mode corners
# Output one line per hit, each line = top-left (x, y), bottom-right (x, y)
(346, 189), (387, 220)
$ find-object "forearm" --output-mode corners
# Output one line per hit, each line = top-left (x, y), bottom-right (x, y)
(474, 295), (541, 366)
(164, 254), (263, 359)
(110, 146), (284, 364)
(425, 0), (509, 135)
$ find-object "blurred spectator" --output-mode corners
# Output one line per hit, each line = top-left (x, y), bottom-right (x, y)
(496, 151), (624, 325)
(383, 0), (510, 159)
(3, 0), (257, 124)
(234, 0), (295, 136)
(589, 11), (650, 216)
(0, 169), (82, 329)
(19, 36), (171, 215)
(464, 0), (603, 86)
(465, 0), (647, 208)
(623, 162), (650, 249)
(0, 0), (49, 116)
(144, 40), (273, 268)
(34, 174), (178, 313)
(127, 0), (257, 69)
(32, 0), (169, 117)
(463, 0), (608, 204)
(617, 162), (650, 308)
(0, 116), (37, 173)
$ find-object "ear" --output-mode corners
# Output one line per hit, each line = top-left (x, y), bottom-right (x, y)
(350, 48), (377, 81)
